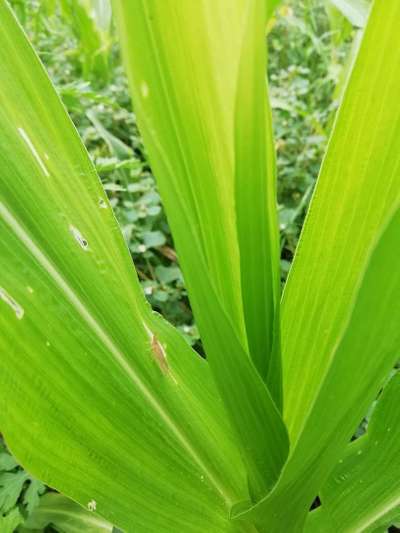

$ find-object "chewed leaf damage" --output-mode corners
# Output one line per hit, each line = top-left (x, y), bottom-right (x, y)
(69, 225), (89, 250)
(142, 321), (177, 382)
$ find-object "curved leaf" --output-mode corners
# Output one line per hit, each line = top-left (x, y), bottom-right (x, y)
(236, 202), (400, 531)
(0, 2), (249, 530)
(234, 0), (400, 527)
(234, 0), (282, 404)
(112, 0), (288, 499)
(281, 0), (400, 444)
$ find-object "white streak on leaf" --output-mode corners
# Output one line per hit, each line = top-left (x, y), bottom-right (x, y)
(142, 320), (153, 340)
(0, 287), (24, 319)
(69, 225), (89, 250)
(98, 198), (108, 209)
(18, 127), (50, 177)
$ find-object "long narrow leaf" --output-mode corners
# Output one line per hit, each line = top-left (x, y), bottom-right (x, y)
(234, 0), (400, 528)
(0, 3), (249, 530)
(236, 202), (400, 531)
(281, 0), (400, 443)
(112, 0), (288, 499)
(234, 0), (282, 403)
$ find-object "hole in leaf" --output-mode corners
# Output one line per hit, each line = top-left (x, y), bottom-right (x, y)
(309, 495), (321, 511)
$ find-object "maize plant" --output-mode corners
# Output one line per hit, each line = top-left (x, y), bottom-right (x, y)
(1, 0), (400, 531)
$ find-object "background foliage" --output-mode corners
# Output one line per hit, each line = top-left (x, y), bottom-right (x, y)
(1, 0), (355, 530)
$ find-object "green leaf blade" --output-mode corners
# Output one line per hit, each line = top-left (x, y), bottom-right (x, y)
(0, 2), (249, 530)
(234, 0), (281, 403)
(233, 0), (400, 528)
(22, 493), (114, 533)
(327, 0), (370, 27)
(307, 373), (400, 532)
(112, 0), (288, 499)
(281, 0), (400, 443)
(236, 201), (400, 531)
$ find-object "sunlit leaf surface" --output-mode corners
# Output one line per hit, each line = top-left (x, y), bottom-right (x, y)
(113, 0), (288, 499)
(0, 3), (249, 530)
